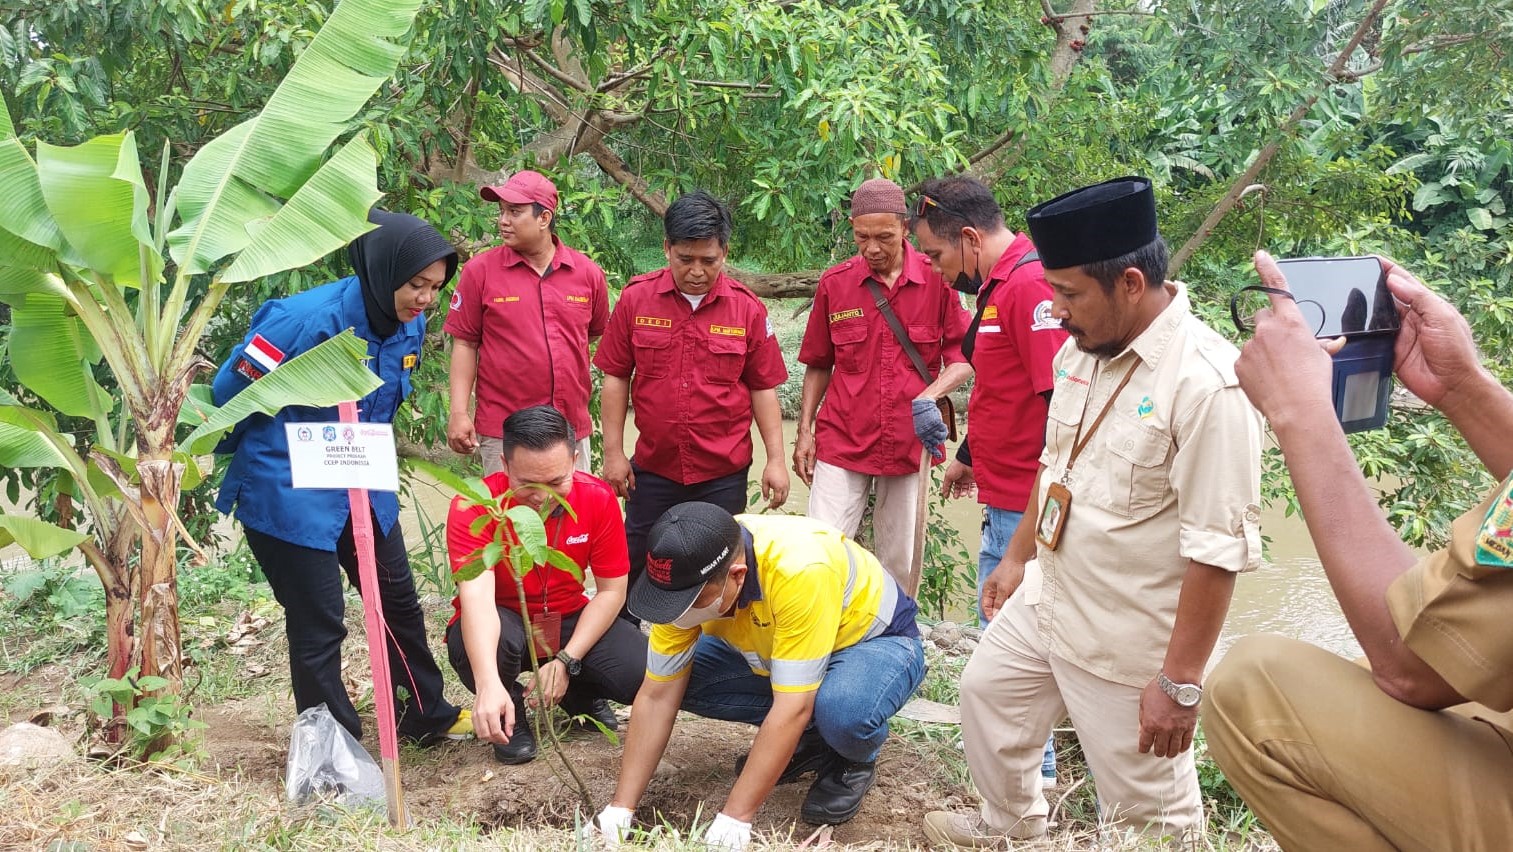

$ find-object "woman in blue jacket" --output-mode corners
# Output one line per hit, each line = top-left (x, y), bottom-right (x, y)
(214, 209), (466, 743)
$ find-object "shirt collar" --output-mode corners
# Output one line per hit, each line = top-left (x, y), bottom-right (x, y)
(852, 242), (934, 290)
(498, 236), (573, 271)
(985, 232), (1037, 285)
(652, 267), (732, 303)
(1117, 282), (1188, 368)
(341, 275), (377, 339)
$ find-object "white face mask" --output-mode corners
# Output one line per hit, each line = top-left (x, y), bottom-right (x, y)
(671, 583), (729, 629)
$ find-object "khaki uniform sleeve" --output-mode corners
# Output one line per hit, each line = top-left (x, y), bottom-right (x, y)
(1388, 480), (1513, 712)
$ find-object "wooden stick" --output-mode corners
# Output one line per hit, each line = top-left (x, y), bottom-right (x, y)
(907, 447), (930, 599)
(340, 401), (408, 828)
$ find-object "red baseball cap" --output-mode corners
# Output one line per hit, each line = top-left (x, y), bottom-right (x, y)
(480, 170), (558, 213)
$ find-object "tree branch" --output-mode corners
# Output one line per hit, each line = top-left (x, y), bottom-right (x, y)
(1168, 0), (1393, 275)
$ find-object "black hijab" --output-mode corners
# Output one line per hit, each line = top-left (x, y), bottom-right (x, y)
(347, 209), (458, 339)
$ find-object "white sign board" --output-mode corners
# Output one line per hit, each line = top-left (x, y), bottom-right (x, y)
(285, 421), (400, 492)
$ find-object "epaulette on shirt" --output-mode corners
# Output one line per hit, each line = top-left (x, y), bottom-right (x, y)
(817, 257), (859, 286)
(624, 270), (663, 290)
(1187, 318), (1243, 388)
(719, 276), (766, 306)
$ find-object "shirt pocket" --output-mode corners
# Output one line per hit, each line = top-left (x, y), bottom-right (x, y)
(632, 327), (673, 379)
(702, 335), (746, 385)
(906, 323), (943, 375)
(1043, 380), (1088, 469)
(1104, 412), (1172, 519)
(833, 321), (869, 374)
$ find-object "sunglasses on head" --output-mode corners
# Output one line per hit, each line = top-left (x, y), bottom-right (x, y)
(914, 194), (972, 223)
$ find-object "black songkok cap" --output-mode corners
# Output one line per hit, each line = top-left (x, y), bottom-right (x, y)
(1025, 176), (1158, 270)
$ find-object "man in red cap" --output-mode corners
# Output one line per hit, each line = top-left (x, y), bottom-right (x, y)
(445, 170), (610, 475)
(794, 177), (971, 590)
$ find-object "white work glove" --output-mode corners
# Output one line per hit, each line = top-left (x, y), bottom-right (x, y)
(594, 805), (634, 847)
(704, 813), (752, 851)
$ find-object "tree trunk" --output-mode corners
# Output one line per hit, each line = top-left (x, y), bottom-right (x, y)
(730, 269), (822, 299)
(134, 457), (185, 690)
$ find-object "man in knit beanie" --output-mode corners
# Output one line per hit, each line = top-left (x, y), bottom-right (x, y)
(793, 177), (972, 591)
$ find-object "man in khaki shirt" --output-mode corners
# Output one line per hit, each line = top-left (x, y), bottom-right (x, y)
(1203, 252), (1513, 850)
(925, 177), (1263, 847)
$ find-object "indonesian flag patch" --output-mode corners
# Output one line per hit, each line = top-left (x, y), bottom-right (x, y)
(244, 334), (286, 373)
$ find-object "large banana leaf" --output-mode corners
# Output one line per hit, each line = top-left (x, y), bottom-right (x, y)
(0, 99), (64, 271)
(167, 0), (424, 276)
(220, 134), (381, 283)
(0, 404), (73, 470)
(0, 514), (89, 560)
(36, 132), (162, 288)
(0, 267), (68, 302)
(180, 330), (383, 454)
(8, 293), (110, 419)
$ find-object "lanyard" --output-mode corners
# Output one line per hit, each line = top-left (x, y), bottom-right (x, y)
(1062, 360), (1141, 484)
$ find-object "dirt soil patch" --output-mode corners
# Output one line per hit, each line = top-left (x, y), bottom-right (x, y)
(197, 694), (958, 846)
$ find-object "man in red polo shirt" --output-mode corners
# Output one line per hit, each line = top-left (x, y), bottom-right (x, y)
(594, 190), (790, 622)
(445, 170), (610, 475)
(794, 178), (972, 589)
(910, 175), (1069, 784)
(446, 405), (648, 765)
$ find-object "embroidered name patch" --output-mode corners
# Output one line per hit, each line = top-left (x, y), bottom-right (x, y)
(829, 308), (864, 323)
(710, 325), (746, 337)
(1476, 476), (1513, 568)
(494, 295), (521, 303)
(981, 306), (999, 321)
(635, 316), (673, 329)
(566, 294), (589, 304)
(403, 354), (419, 369)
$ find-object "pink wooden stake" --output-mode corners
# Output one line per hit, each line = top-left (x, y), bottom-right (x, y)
(339, 400), (407, 826)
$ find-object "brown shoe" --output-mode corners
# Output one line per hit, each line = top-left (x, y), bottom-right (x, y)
(922, 811), (1047, 849)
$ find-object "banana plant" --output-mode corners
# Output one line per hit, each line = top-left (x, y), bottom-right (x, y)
(0, 0), (427, 730)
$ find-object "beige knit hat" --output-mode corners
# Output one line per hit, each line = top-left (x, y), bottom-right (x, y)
(850, 178), (907, 217)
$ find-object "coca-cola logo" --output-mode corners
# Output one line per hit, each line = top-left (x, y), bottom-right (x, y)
(647, 555), (674, 584)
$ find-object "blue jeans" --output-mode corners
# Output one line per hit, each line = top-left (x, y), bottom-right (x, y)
(680, 633), (926, 763)
(978, 506), (1057, 780)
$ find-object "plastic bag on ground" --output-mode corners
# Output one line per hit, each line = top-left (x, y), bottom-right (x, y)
(285, 703), (384, 808)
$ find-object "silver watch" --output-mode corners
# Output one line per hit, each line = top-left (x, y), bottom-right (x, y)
(1157, 672), (1202, 708)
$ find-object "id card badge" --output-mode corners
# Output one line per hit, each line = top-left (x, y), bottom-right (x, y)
(529, 610), (563, 660)
(1037, 481), (1072, 550)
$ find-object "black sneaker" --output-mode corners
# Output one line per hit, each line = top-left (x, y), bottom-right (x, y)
(800, 759), (876, 825)
(492, 723), (538, 765)
(734, 727), (837, 784)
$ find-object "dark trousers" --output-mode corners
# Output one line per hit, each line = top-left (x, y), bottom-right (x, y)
(444, 606), (647, 714)
(244, 515), (459, 741)
(622, 464), (749, 623)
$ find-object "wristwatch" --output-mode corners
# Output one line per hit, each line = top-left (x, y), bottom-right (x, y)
(555, 649), (582, 676)
(1157, 672), (1202, 708)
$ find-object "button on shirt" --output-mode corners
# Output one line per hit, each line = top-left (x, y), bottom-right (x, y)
(968, 234), (1068, 511)
(645, 514), (919, 693)
(445, 470), (630, 625)
(1034, 285), (1263, 687)
(213, 277), (422, 551)
(593, 269), (789, 485)
(798, 243), (969, 477)
(443, 239), (609, 440)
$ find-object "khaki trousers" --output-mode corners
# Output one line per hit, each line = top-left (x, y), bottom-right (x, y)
(480, 435), (592, 476)
(1204, 634), (1513, 852)
(807, 459), (920, 590)
(961, 582), (1203, 841)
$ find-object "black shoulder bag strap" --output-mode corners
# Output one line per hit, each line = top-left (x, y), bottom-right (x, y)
(961, 249), (1039, 364)
(863, 277), (933, 385)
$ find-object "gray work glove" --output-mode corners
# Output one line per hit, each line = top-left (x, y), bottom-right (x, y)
(911, 398), (948, 462)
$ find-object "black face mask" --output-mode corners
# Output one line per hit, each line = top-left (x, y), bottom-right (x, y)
(950, 239), (983, 295)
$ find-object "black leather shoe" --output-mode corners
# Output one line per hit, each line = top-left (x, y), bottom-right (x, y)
(492, 723), (537, 764)
(801, 759), (876, 825)
(734, 727), (837, 784)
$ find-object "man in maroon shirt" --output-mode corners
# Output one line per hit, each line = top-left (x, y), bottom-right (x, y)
(795, 178), (972, 589)
(594, 190), (790, 623)
(446, 405), (647, 765)
(910, 176), (1069, 783)
(445, 170), (610, 475)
